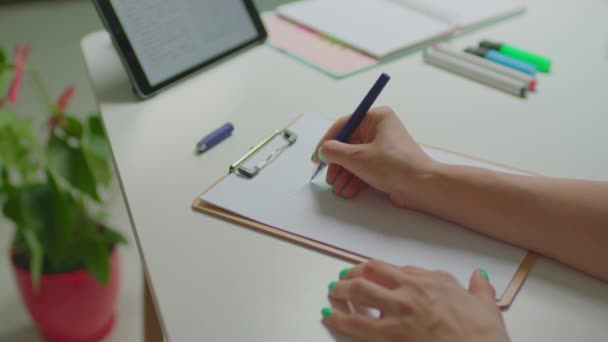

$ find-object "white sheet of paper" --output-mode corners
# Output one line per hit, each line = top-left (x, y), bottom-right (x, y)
(396, 0), (525, 28)
(201, 115), (528, 297)
(276, 0), (451, 59)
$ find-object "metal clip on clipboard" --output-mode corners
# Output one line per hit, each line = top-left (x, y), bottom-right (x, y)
(229, 129), (297, 178)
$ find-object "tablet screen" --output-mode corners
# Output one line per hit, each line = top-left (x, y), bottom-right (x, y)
(109, 0), (260, 86)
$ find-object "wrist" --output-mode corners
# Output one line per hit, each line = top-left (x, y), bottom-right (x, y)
(410, 160), (447, 210)
(390, 159), (447, 210)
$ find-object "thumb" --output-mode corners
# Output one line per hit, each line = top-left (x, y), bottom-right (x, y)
(320, 140), (369, 173)
(469, 269), (496, 306)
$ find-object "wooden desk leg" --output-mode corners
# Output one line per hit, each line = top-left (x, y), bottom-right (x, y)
(144, 275), (164, 342)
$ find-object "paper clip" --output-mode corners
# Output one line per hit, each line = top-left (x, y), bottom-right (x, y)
(229, 129), (297, 178)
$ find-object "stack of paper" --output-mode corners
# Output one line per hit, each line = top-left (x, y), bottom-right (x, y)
(277, 0), (525, 59)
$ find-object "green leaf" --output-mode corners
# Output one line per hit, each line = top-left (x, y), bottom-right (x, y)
(2, 189), (20, 225)
(81, 225), (110, 285)
(0, 110), (39, 178)
(2, 184), (51, 288)
(11, 229), (26, 251)
(46, 135), (100, 201)
(85, 115), (111, 159)
(24, 229), (43, 289)
(83, 146), (111, 186)
(3, 174), (90, 276)
(82, 115), (112, 187)
(100, 227), (128, 248)
(45, 170), (78, 268)
(0, 47), (10, 99)
(61, 115), (83, 139)
(0, 67), (12, 99)
(0, 166), (11, 193)
(2, 184), (52, 235)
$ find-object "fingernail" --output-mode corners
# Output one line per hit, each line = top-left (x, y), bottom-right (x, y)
(310, 151), (315, 161)
(317, 148), (324, 162)
(341, 188), (348, 198)
(328, 281), (337, 290)
(321, 307), (332, 318)
(339, 268), (350, 279)
(480, 268), (489, 281)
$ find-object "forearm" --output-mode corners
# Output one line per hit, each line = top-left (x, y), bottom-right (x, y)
(410, 163), (608, 281)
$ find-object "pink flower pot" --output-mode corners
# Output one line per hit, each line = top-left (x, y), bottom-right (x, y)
(11, 249), (120, 342)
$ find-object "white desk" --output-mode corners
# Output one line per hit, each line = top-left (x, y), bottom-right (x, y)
(81, 0), (608, 340)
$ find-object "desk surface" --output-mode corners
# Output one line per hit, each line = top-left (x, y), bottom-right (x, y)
(81, 0), (608, 340)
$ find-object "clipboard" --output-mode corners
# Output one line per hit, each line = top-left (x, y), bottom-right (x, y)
(192, 115), (536, 308)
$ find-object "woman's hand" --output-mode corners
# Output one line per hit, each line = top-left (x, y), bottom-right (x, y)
(312, 106), (437, 207)
(323, 260), (508, 342)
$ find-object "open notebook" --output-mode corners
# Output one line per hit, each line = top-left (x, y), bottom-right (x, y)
(194, 115), (534, 306)
(277, 0), (525, 59)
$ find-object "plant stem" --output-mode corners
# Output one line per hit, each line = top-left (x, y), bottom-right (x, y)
(25, 68), (54, 111)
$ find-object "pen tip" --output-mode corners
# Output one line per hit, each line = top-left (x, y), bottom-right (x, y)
(310, 164), (323, 182)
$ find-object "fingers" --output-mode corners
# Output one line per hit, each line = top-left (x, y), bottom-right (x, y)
(326, 164), (340, 185)
(320, 140), (370, 175)
(331, 169), (353, 197)
(312, 107), (396, 162)
(468, 269), (496, 306)
(331, 278), (404, 315)
(324, 307), (391, 341)
(342, 177), (365, 199)
(342, 260), (404, 289)
(399, 265), (429, 276)
(327, 166), (366, 198)
(312, 116), (350, 162)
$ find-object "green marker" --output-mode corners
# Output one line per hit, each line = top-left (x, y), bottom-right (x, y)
(479, 40), (552, 73)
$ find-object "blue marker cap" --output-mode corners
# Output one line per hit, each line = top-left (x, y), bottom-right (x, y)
(196, 122), (234, 154)
(465, 47), (536, 76)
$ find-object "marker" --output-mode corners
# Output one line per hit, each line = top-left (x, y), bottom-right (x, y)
(465, 47), (537, 76)
(433, 44), (536, 91)
(310, 73), (390, 181)
(424, 48), (527, 98)
(479, 40), (551, 73)
(196, 122), (234, 154)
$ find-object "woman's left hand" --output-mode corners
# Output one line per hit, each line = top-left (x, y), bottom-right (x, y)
(323, 260), (509, 342)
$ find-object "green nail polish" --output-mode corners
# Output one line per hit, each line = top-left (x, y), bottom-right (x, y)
(341, 188), (348, 198)
(339, 268), (350, 279)
(321, 307), (332, 318)
(317, 148), (324, 162)
(480, 269), (489, 281)
(328, 281), (337, 290)
(310, 151), (315, 161)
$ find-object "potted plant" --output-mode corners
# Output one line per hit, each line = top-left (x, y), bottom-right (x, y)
(1, 43), (127, 341)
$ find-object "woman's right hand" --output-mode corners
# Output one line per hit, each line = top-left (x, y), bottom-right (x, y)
(312, 106), (438, 208)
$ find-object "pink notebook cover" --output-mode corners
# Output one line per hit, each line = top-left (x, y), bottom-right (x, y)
(263, 13), (377, 78)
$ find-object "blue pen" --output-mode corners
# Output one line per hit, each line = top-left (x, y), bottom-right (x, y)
(310, 73), (391, 181)
(465, 47), (537, 76)
(196, 122), (234, 154)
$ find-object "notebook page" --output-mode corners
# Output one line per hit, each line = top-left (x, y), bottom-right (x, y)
(263, 13), (377, 78)
(276, 0), (451, 59)
(395, 0), (525, 28)
(200, 115), (528, 298)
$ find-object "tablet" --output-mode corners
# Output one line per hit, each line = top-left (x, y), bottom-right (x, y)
(93, 0), (267, 98)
